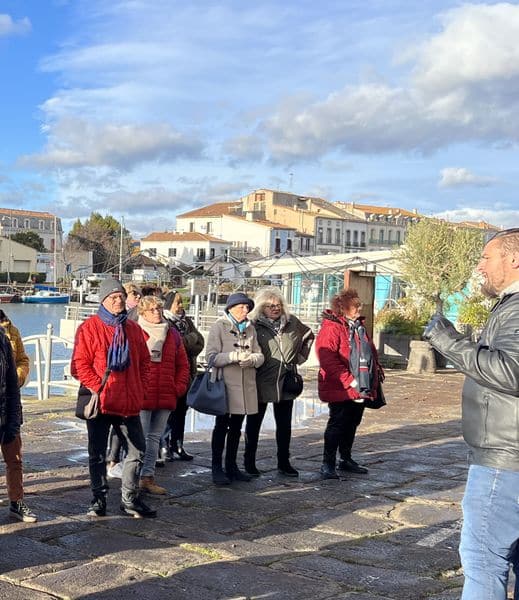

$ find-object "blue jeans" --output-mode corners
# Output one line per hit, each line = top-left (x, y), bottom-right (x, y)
(460, 464), (519, 599)
(140, 410), (170, 477)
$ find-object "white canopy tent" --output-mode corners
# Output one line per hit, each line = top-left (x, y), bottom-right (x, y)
(248, 249), (401, 277)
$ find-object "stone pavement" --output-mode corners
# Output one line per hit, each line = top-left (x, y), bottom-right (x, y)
(0, 370), (475, 599)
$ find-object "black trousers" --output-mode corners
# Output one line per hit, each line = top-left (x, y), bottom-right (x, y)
(322, 402), (364, 466)
(244, 400), (294, 466)
(166, 394), (189, 447)
(211, 414), (245, 471)
(86, 414), (145, 502)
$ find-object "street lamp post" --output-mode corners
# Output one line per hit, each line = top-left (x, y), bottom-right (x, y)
(0, 216), (11, 285)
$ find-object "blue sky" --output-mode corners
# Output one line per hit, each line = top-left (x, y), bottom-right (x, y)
(1, 0), (518, 237)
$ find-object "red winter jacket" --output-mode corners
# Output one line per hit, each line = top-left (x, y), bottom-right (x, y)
(71, 315), (150, 417)
(316, 311), (381, 403)
(140, 328), (190, 411)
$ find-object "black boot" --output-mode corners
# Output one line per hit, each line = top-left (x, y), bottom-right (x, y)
(320, 463), (339, 480)
(244, 459), (261, 477)
(226, 464), (252, 482)
(278, 461), (299, 477)
(338, 457), (368, 474)
(170, 439), (193, 461)
(226, 423), (250, 482)
(211, 420), (230, 485)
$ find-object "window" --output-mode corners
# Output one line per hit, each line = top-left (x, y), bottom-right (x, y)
(148, 248), (157, 257)
(39, 220), (44, 230)
(317, 227), (323, 244)
(12, 218), (18, 228)
(168, 248), (177, 257)
(335, 229), (341, 245)
(326, 228), (332, 244)
(388, 230), (392, 242)
(300, 238), (304, 251)
(274, 238), (281, 253)
(305, 238), (310, 251)
(24, 219), (30, 228)
(196, 248), (206, 261)
(287, 239), (292, 252)
(255, 192), (265, 202)
(396, 231), (401, 244)
(379, 229), (384, 243)
(370, 228), (376, 241)
(353, 231), (358, 246)
(346, 230), (351, 245)
(189, 222), (194, 232)
(206, 222), (212, 233)
(361, 232), (366, 246)
(210, 248), (215, 259)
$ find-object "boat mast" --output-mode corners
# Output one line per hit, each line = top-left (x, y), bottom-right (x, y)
(53, 215), (57, 287)
(118, 216), (124, 281)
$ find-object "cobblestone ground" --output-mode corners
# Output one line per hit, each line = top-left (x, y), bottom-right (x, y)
(0, 369), (505, 599)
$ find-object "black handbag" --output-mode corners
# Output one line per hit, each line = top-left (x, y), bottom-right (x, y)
(282, 365), (304, 398)
(363, 382), (386, 410)
(186, 358), (228, 416)
(75, 369), (111, 420)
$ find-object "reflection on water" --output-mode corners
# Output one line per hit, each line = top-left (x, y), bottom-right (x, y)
(5, 303), (72, 397)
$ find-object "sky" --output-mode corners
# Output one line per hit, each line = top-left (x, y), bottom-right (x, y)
(1, 0), (518, 238)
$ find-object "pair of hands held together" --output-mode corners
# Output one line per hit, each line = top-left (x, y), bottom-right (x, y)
(229, 350), (255, 368)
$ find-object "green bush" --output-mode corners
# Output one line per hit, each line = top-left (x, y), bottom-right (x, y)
(375, 300), (432, 336)
(457, 296), (491, 329)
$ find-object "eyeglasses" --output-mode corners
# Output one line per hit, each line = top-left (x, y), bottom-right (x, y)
(106, 294), (125, 302)
(265, 304), (282, 310)
(145, 307), (162, 313)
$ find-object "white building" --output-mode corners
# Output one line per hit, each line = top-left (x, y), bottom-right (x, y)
(0, 208), (63, 252)
(140, 232), (232, 267)
(0, 237), (37, 281)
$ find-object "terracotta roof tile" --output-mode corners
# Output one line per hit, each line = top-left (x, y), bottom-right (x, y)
(176, 202), (241, 218)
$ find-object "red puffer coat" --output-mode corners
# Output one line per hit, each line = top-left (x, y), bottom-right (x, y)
(71, 315), (150, 417)
(316, 311), (381, 403)
(140, 328), (190, 411)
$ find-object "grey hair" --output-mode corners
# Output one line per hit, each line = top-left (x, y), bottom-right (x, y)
(249, 286), (290, 321)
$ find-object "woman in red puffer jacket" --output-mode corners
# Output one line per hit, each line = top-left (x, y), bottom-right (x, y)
(137, 295), (190, 495)
(316, 288), (384, 480)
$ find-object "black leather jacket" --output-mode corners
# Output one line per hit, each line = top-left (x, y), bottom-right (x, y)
(428, 292), (519, 470)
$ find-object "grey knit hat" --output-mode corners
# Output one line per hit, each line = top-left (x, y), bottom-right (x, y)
(98, 279), (126, 303)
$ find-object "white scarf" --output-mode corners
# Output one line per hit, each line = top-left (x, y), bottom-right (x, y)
(138, 316), (169, 362)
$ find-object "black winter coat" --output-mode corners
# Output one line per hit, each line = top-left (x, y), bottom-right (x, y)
(0, 328), (22, 444)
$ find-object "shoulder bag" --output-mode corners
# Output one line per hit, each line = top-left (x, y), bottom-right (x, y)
(186, 357), (228, 416)
(272, 334), (304, 398)
(75, 369), (111, 420)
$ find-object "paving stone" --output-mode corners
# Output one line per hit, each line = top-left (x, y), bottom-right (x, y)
(390, 500), (461, 527)
(56, 528), (212, 575)
(272, 554), (450, 599)
(0, 580), (57, 599)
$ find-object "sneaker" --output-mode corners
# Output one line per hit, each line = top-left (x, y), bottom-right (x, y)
(120, 497), (157, 518)
(86, 496), (106, 517)
(10, 500), (37, 523)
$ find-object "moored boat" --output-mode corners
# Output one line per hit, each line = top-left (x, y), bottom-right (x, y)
(22, 290), (70, 304)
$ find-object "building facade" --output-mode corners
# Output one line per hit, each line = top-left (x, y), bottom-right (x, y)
(0, 208), (63, 252)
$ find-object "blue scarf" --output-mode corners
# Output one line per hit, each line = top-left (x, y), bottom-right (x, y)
(98, 305), (130, 371)
(225, 311), (248, 333)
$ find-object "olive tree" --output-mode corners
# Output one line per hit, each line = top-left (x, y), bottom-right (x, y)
(398, 218), (484, 314)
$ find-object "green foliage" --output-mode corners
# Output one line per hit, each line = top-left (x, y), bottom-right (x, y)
(398, 219), (484, 314)
(11, 231), (46, 252)
(65, 212), (131, 273)
(457, 294), (491, 328)
(374, 301), (431, 335)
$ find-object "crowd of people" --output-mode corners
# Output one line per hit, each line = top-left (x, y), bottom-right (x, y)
(0, 281), (384, 521)
(0, 228), (517, 597)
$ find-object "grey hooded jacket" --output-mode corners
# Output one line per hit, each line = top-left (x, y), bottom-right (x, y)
(427, 290), (519, 470)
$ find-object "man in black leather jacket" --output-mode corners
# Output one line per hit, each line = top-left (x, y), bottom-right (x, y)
(424, 228), (519, 600)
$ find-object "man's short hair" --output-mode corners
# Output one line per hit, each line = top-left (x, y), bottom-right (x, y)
(490, 228), (519, 255)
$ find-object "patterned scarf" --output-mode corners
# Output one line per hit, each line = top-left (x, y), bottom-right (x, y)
(166, 309), (188, 336)
(348, 319), (375, 393)
(98, 305), (130, 371)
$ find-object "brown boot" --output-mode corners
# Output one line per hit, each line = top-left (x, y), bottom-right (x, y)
(139, 476), (167, 495)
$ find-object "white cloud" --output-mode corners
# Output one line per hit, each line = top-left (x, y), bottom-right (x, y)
(434, 207), (517, 230)
(0, 14), (31, 37)
(231, 3), (519, 163)
(19, 118), (204, 170)
(438, 167), (498, 188)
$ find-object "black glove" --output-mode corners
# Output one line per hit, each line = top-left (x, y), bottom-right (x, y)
(423, 313), (458, 340)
